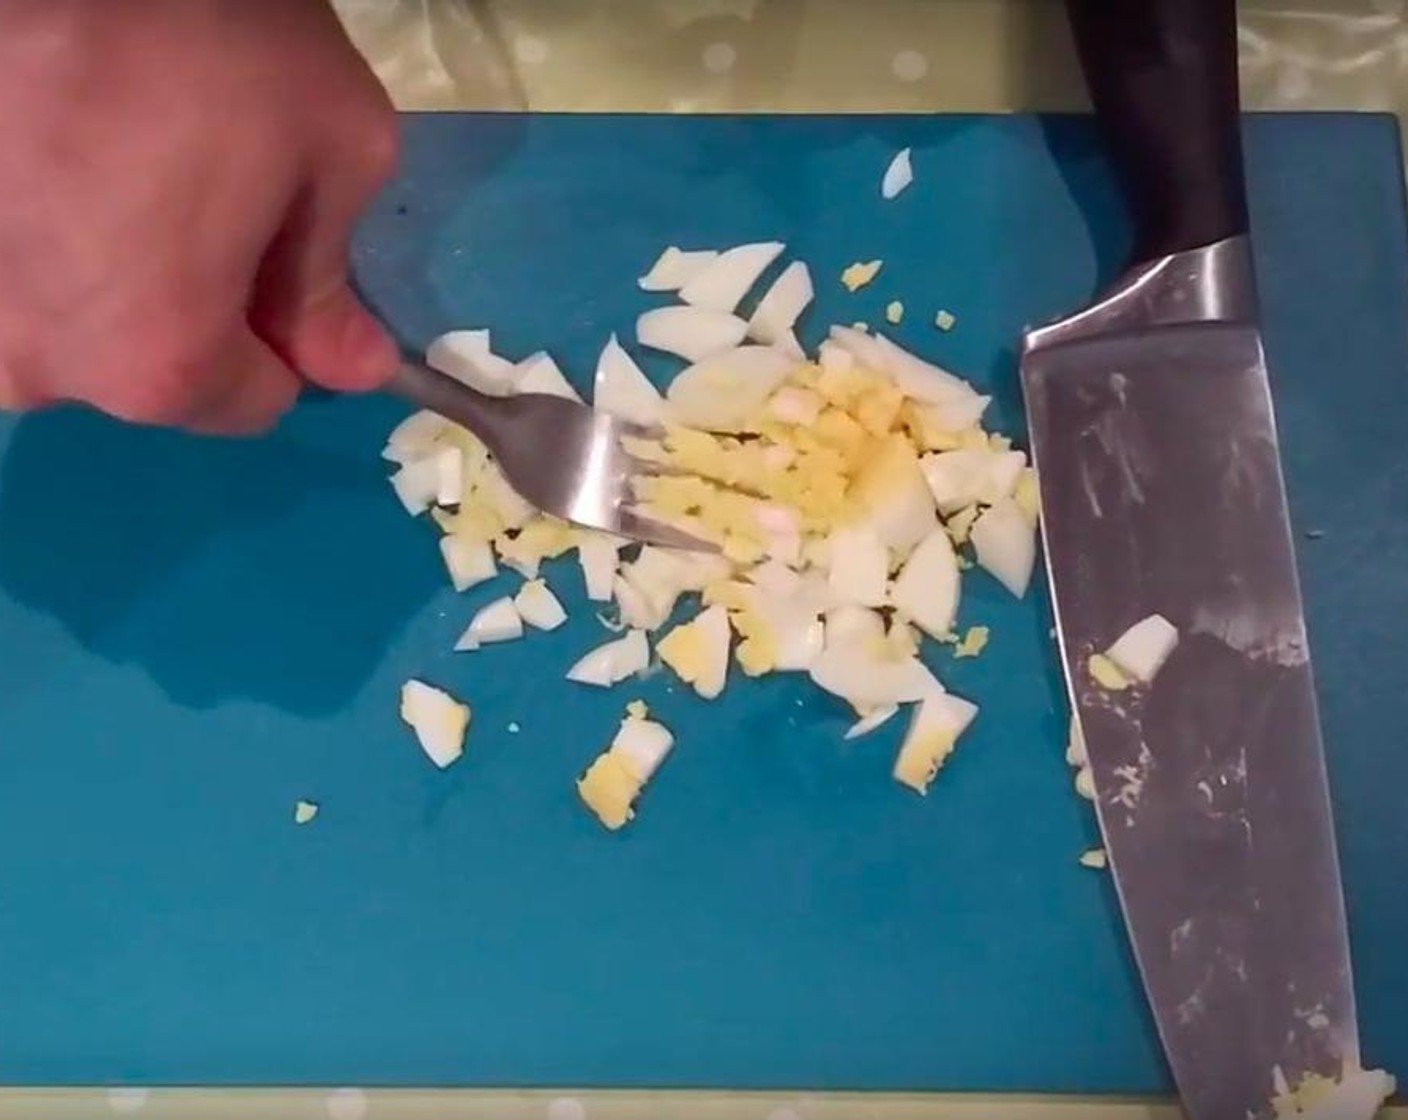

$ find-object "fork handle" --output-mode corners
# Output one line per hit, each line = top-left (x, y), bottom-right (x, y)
(387, 360), (509, 453)
(1066, 0), (1249, 263)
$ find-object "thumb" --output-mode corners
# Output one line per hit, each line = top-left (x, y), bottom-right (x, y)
(252, 123), (401, 392)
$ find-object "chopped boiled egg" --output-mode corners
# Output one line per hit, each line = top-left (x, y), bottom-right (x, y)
(637, 305), (749, 362)
(881, 148), (914, 199)
(577, 705), (679, 832)
(390, 457), (441, 516)
(680, 241), (784, 313)
(1079, 848), (1108, 870)
(953, 625), (990, 659)
(514, 579), (568, 631)
(594, 334), (666, 426)
(399, 680), (470, 769)
(809, 646), (940, 716)
(495, 517), (577, 579)
(850, 437), (937, 557)
(665, 345), (796, 431)
(1105, 613), (1179, 684)
(921, 447), (1028, 514)
(440, 535), (496, 593)
(1272, 1066), (1396, 1120)
(455, 597), (524, 651)
(383, 409), (446, 465)
(294, 800), (319, 825)
(971, 498), (1036, 598)
(841, 259), (883, 292)
(638, 246), (719, 292)
(1088, 652), (1132, 691)
(893, 692), (977, 794)
(426, 329), (516, 394)
(845, 704), (900, 740)
(934, 309), (957, 331)
(889, 527), (961, 640)
(567, 629), (650, 687)
(826, 524), (889, 608)
(749, 260), (814, 346)
(576, 533), (623, 602)
(885, 301), (904, 325)
(657, 604), (731, 699)
(514, 351), (582, 403)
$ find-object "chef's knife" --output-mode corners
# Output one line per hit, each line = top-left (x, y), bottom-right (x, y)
(1021, 2), (1360, 1117)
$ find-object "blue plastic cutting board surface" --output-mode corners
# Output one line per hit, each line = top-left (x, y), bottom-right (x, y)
(1, 113), (1406, 1091)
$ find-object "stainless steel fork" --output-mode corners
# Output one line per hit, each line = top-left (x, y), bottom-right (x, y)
(389, 361), (707, 550)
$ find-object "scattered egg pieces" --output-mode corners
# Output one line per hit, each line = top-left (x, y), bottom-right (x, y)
(294, 800), (319, 826)
(935, 309), (957, 332)
(382, 238), (1044, 830)
(1078, 848), (1107, 870)
(885, 300), (904, 325)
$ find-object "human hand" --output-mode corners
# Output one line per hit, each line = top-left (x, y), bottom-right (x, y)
(0, 0), (400, 434)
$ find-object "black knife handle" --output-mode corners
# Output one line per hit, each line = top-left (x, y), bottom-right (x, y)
(1066, 0), (1249, 262)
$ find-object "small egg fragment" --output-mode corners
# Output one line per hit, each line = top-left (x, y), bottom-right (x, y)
(841, 259), (883, 292)
(577, 706), (677, 831)
(399, 680), (471, 769)
(889, 527), (961, 640)
(439, 535), (497, 593)
(881, 147), (914, 199)
(294, 800), (320, 825)
(845, 704), (900, 740)
(637, 305), (749, 363)
(1105, 613), (1179, 684)
(657, 604), (731, 699)
(566, 629), (651, 687)
(593, 333), (666, 426)
(825, 524), (890, 608)
(893, 692), (977, 795)
(514, 579), (568, 631)
(576, 533), (623, 602)
(513, 351), (582, 403)
(680, 241), (784, 314)
(971, 498), (1036, 598)
(454, 597), (524, 651)
(638, 246), (719, 292)
(749, 260), (814, 346)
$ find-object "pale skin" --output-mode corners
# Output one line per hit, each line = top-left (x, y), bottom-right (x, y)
(0, 0), (400, 435)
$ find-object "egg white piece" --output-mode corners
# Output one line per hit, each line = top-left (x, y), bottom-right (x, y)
(916, 393), (992, 434)
(610, 715), (675, 783)
(637, 305), (749, 363)
(809, 648), (941, 713)
(426, 329), (517, 394)
(514, 351), (582, 403)
(827, 324), (891, 375)
(826, 524), (890, 608)
(881, 147), (914, 199)
(748, 260), (814, 346)
(817, 339), (855, 374)
(455, 596), (524, 651)
(576, 533), (622, 602)
(823, 604), (886, 648)
(768, 385), (824, 426)
(1290, 1068), (1396, 1120)
(594, 333), (666, 426)
(390, 456), (442, 516)
(844, 704), (900, 740)
(666, 345), (796, 431)
(892, 691), (977, 794)
(680, 241), (785, 313)
(439, 535), (497, 592)
(514, 579), (568, 631)
(1105, 613), (1179, 684)
(971, 498), (1036, 598)
(920, 448), (1027, 514)
(658, 604), (732, 699)
(567, 629), (650, 687)
(889, 527), (961, 639)
(383, 409), (447, 464)
(638, 246), (720, 292)
(872, 334), (983, 407)
(399, 680), (470, 769)
(433, 446), (464, 508)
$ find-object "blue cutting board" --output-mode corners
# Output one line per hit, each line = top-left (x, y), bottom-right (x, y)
(0, 113), (1405, 1092)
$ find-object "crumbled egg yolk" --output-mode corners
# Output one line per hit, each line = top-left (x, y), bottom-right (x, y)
(577, 752), (639, 831)
(935, 309), (957, 331)
(1079, 848), (1107, 869)
(953, 625), (990, 659)
(1088, 653), (1132, 691)
(893, 728), (958, 795)
(885, 300), (904, 324)
(841, 259), (883, 291)
(294, 800), (319, 825)
(1013, 468), (1041, 523)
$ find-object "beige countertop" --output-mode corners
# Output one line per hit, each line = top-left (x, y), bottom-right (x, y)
(10, 3), (1402, 1116)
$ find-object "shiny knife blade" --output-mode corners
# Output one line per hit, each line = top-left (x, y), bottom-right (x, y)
(1023, 3), (1363, 1117)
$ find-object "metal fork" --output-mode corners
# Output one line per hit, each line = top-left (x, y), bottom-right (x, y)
(389, 360), (707, 550)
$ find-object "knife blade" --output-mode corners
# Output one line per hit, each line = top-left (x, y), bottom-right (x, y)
(1021, 3), (1361, 1117)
